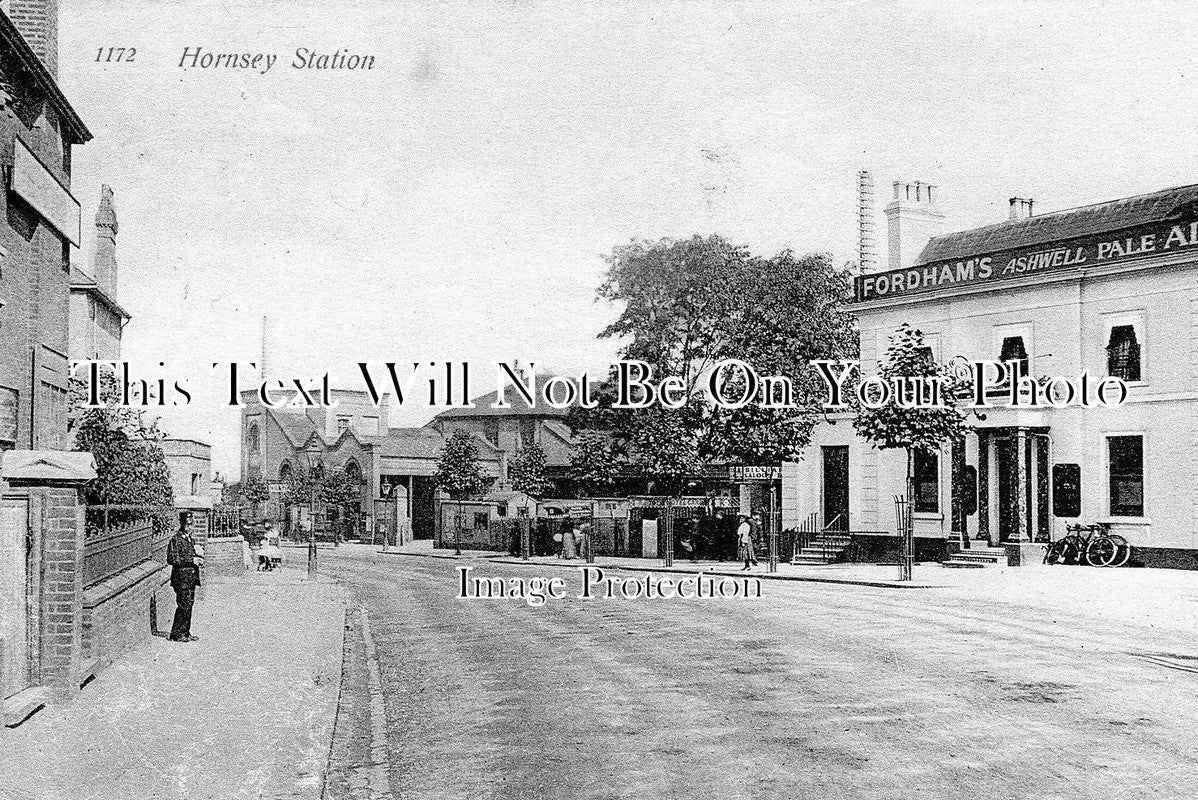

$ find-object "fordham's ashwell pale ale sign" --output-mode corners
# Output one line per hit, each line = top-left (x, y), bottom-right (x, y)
(856, 217), (1198, 301)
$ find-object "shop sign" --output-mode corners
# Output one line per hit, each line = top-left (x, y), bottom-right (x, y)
(856, 216), (1198, 301)
(729, 465), (781, 482)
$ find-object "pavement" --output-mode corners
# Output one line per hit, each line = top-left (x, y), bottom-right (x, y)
(0, 568), (348, 800)
(324, 546), (1198, 800)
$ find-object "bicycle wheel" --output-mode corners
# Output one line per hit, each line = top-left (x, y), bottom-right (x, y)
(1085, 535), (1119, 567)
(1107, 534), (1131, 568)
(1044, 539), (1067, 565)
(1058, 535), (1083, 565)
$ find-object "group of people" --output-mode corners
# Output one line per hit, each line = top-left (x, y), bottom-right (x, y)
(556, 522), (591, 560)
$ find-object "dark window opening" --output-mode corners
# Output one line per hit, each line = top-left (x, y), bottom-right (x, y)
(473, 512), (490, 530)
(1108, 436), (1144, 517)
(247, 423), (260, 453)
(999, 336), (1029, 381)
(1106, 325), (1141, 382)
(913, 450), (940, 513)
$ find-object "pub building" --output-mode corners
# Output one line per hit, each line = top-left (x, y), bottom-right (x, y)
(784, 180), (1198, 567)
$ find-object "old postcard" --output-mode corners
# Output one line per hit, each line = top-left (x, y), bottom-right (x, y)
(0, 2), (1194, 798)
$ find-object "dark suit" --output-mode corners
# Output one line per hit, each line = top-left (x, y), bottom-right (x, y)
(167, 532), (201, 640)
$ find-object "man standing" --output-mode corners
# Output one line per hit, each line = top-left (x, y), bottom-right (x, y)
(167, 514), (203, 642)
(737, 515), (757, 570)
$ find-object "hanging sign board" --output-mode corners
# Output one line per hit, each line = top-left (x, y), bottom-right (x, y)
(11, 139), (81, 247)
(729, 466), (781, 482)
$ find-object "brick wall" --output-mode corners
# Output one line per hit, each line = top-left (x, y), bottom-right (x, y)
(37, 486), (83, 691)
(82, 562), (173, 669)
(6, 0), (58, 77)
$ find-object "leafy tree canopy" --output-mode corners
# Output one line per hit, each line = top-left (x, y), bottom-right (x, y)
(568, 430), (622, 498)
(434, 429), (491, 499)
(573, 235), (857, 472)
(853, 323), (969, 483)
(509, 443), (553, 497)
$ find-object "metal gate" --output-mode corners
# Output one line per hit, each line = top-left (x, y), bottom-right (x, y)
(0, 498), (30, 700)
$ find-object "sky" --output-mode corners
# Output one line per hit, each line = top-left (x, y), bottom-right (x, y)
(55, 0), (1198, 478)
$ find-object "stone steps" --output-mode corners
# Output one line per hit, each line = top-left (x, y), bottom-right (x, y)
(942, 546), (1007, 569)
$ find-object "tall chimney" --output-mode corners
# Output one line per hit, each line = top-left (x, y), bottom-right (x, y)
(883, 180), (946, 271)
(857, 170), (877, 272)
(92, 185), (118, 296)
(6, 0), (58, 78)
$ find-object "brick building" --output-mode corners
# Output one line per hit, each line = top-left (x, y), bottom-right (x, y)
(68, 185), (129, 361)
(0, 2), (89, 452)
(0, 3), (178, 722)
(240, 388), (501, 539)
(429, 372), (577, 491)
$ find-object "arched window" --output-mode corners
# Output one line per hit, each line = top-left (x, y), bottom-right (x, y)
(344, 459), (363, 485)
(247, 423), (260, 453)
(279, 462), (294, 483)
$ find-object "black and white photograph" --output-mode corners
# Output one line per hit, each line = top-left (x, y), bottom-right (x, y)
(0, 2), (1196, 798)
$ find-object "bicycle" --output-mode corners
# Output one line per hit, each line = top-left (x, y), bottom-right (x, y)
(1044, 523), (1130, 567)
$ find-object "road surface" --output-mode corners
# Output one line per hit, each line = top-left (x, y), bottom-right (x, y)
(324, 546), (1198, 800)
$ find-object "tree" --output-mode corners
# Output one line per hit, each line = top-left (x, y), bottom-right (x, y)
(853, 324), (968, 579)
(569, 430), (622, 498)
(242, 474), (270, 509)
(630, 408), (703, 496)
(69, 370), (174, 533)
(434, 429), (491, 553)
(434, 429), (490, 499)
(509, 443), (553, 498)
(575, 235), (857, 474)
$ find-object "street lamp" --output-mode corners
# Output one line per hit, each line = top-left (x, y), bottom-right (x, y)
(304, 451), (323, 578)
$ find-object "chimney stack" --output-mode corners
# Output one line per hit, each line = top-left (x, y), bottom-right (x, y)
(6, 0), (58, 78)
(1009, 197), (1035, 220)
(92, 185), (118, 296)
(857, 170), (877, 272)
(884, 180), (946, 271)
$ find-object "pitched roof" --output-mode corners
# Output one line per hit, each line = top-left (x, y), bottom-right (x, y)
(0, 12), (90, 143)
(69, 267), (130, 320)
(435, 375), (572, 419)
(271, 412), (323, 448)
(917, 183), (1198, 265)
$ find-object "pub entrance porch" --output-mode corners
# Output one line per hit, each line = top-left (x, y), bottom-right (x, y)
(953, 426), (1051, 547)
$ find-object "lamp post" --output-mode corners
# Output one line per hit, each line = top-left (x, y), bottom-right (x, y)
(304, 452), (323, 579)
(518, 498), (532, 560)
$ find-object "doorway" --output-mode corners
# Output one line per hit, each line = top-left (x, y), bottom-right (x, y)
(822, 446), (849, 531)
(996, 439), (1019, 542)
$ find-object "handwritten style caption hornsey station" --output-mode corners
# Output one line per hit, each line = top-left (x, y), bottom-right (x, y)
(857, 217), (1198, 301)
(177, 47), (376, 74)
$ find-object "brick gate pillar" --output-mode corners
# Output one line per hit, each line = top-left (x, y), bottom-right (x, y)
(1, 451), (96, 698)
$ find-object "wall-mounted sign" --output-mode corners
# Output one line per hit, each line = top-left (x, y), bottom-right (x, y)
(11, 139), (81, 247)
(729, 465), (782, 482)
(856, 217), (1198, 302)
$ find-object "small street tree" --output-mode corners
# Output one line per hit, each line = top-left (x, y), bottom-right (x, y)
(509, 442), (553, 498)
(854, 324), (968, 579)
(434, 429), (491, 553)
(569, 430), (622, 498)
(242, 474), (270, 518)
